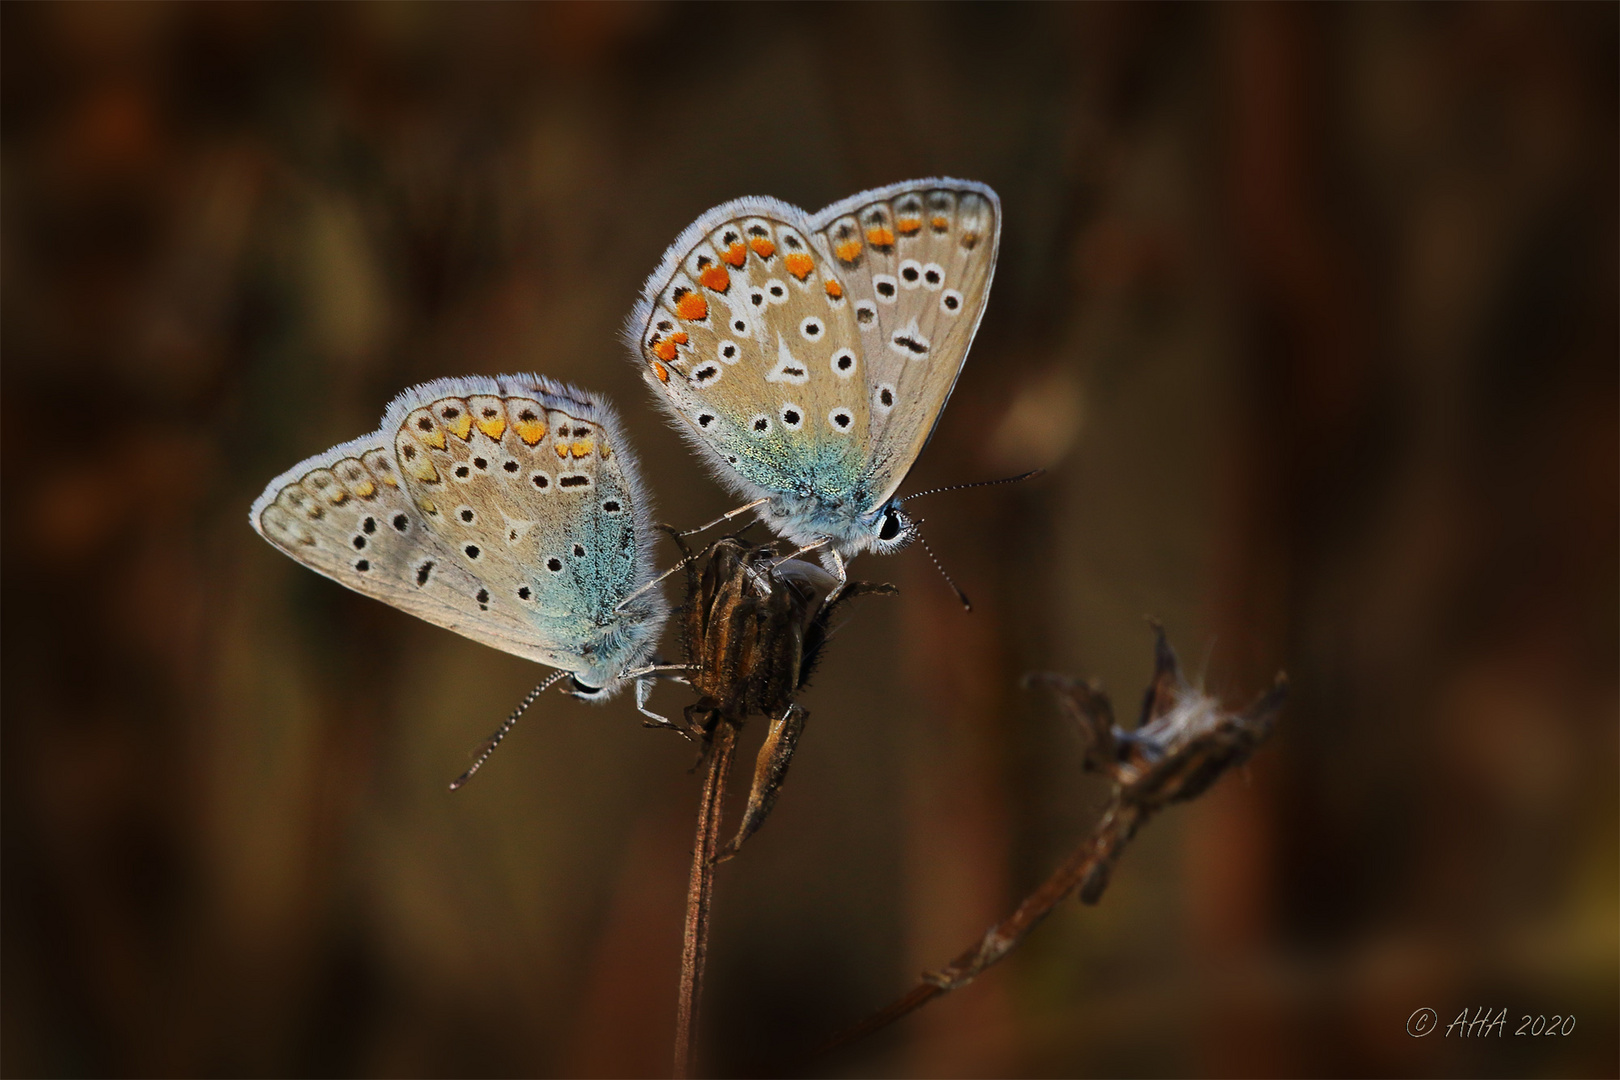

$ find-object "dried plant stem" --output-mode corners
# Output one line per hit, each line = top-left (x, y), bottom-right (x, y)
(811, 631), (1286, 1066)
(812, 802), (1146, 1059)
(674, 719), (739, 1079)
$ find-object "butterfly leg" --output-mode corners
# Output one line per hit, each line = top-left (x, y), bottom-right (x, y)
(635, 676), (691, 738)
(816, 547), (849, 604)
(715, 702), (809, 862)
(623, 662), (695, 686)
(678, 497), (769, 538)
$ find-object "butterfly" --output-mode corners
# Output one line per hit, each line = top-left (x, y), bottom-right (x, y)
(249, 374), (671, 726)
(628, 178), (1000, 573)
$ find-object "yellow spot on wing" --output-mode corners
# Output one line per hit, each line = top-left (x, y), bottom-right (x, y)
(513, 417), (547, 445)
(784, 252), (813, 280)
(571, 440), (593, 458)
(405, 458), (439, 483)
(476, 415), (506, 440)
(443, 411), (473, 440)
(554, 442), (571, 459)
(420, 428), (446, 451)
(349, 478), (376, 498)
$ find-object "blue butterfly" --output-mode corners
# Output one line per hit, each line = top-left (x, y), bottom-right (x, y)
(629, 178), (1000, 574)
(250, 374), (670, 729)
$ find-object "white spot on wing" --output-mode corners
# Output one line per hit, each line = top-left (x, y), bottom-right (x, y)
(765, 334), (810, 385)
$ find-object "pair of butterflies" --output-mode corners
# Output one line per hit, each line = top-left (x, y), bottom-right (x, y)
(251, 178), (1001, 722)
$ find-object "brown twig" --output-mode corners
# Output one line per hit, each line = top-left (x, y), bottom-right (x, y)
(810, 625), (1288, 1065)
(674, 718), (739, 1079)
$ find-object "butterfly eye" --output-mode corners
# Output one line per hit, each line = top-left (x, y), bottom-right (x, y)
(879, 510), (902, 541)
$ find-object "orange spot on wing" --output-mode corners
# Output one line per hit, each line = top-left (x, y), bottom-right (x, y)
(897, 216), (922, 235)
(349, 477), (376, 498)
(476, 416), (506, 441)
(750, 236), (775, 259)
(652, 361), (670, 383)
(784, 252), (813, 280)
(675, 293), (709, 321)
(824, 279), (844, 299)
(835, 239), (863, 263)
(554, 441), (571, 459)
(723, 242), (747, 267)
(672, 331), (689, 345)
(866, 226), (895, 247)
(699, 265), (730, 291)
(931, 215), (949, 231)
(653, 338), (679, 362)
(571, 440), (593, 458)
(420, 429), (446, 451)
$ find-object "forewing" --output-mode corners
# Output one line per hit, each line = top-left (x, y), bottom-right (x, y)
(251, 375), (662, 670)
(630, 202), (872, 508)
(809, 179), (1000, 504)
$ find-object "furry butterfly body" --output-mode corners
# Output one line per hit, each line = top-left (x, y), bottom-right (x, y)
(250, 374), (667, 700)
(629, 178), (1001, 561)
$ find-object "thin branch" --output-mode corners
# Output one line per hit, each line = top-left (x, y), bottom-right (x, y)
(810, 626), (1288, 1065)
(674, 718), (740, 1079)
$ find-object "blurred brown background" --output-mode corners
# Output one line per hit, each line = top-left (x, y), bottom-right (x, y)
(3, 3), (1615, 1077)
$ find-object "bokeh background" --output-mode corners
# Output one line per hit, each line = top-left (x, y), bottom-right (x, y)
(3, 3), (1615, 1077)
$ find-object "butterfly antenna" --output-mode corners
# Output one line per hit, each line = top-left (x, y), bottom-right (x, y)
(913, 521), (972, 612)
(449, 668), (571, 791)
(904, 468), (1044, 503)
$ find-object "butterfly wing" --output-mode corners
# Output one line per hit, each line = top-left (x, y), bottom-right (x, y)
(807, 179), (1000, 507)
(629, 199), (871, 514)
(630, 179), (998, 547)
(251, 375), (666, 681)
